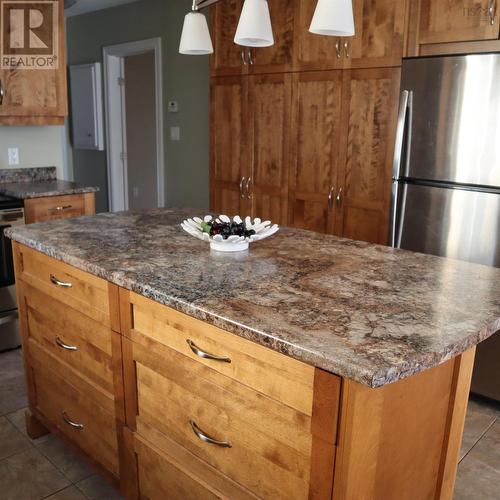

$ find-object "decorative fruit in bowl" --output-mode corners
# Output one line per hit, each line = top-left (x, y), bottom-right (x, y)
(181, 215), (279, 252)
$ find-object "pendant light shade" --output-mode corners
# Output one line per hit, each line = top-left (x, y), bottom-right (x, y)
(309, 0), (355, 37)
(234, 0), (274, 48)
(179, 11), (214, 55)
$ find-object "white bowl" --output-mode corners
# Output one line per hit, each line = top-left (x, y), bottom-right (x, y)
(181, 215), (279, 252)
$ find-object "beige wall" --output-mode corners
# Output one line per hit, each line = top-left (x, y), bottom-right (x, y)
(0, 126), (68, 179)
(66, 0), (210, 213)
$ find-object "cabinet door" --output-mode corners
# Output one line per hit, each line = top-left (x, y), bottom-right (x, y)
(0, 0), (67, 123)
(293, 0), (345, 71)
(343, 0), (408, 69)
(336, 68), (400, 245)
(211, 0), (248, 76)
(418, 0), (500, 44)
(248, 74), (292, 225)
(210, 77), (252, 217)
(289, 71), (342, 234)
(250, 0), (294, 74)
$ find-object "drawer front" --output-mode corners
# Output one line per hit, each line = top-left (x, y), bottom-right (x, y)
(31, 342), (118, 476)
(131, 335), (314, 500)
(24, 194), (86, 224)
(129, 292), (315, 415)
(22, 282), (114, 395)
(135, 435), (257, 500)
(17, 245), (111, 326)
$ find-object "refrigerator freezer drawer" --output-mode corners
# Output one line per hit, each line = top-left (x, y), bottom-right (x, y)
(397, 183), (500, 267)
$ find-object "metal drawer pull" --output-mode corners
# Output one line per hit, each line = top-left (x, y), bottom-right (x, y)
(336, 187), (343, 205)
(328, 186), (335, 209)
(190, 420), (232, 448)
(240, 176), (246, 198)
(50, 275), (73, 288)
(56, 337), (78, 351)
(0, 79), (4, 105)
(241, 49), (247, 65)
(489, 0), (497, 25)
(344, 40), (350, 58)
(62, 411), (84, 430)
(335, 39), (341, 59)
(186, 339), (231, 363)
(48, 205), (73, 213)
(245, 177), (252, 199)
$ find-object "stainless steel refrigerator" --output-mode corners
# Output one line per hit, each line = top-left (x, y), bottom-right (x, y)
(390, 54), (500, 401)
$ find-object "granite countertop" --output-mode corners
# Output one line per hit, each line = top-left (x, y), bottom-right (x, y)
(5, 209), (500, 388)
(0, 180), (99, 199)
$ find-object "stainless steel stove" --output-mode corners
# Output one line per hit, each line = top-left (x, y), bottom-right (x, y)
(0, 195), (25, 352)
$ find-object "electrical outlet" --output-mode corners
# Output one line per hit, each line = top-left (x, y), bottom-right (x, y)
(8, 148), (19, 166)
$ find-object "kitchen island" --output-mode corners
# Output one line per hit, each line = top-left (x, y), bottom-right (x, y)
(6, 209), (500, 499)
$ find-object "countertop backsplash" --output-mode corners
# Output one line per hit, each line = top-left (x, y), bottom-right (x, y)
(0, 167), (57, 184)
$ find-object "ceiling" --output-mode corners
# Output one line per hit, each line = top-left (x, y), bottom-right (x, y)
(65, 0), (141, 18)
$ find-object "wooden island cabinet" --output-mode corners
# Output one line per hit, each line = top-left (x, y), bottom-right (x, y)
(13, 242), (479, 500)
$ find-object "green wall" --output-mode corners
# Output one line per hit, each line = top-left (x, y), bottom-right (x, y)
(66, 0), (210, 213)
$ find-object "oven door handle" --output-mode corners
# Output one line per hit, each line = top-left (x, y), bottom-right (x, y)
(0, 311), (18, 326)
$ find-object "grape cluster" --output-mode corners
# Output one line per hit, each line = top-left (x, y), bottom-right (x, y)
(202, 221), (256, 240)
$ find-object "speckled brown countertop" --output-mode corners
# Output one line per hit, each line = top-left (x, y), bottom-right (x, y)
(0, 180), (99, 199)
(5, 209), (500, 387)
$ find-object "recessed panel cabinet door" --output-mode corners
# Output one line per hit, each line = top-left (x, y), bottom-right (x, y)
(293, 0), (345, 71)
(344, 0), (408, 69)
(0, 0), (67, 122)
(336, 68), (400, 245)
(210, 77), (251, 217)
(289, 71), (342, 234)
(250, 0), (294, 74)
(211, 0), (248, 76)
(248, 74), (292, 225)
(418, 0), (500, 44)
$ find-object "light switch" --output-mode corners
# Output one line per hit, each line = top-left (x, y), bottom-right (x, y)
(170, 126), (181, 141)
(132, 187), (139, 198)
(8, 148), (19, 166)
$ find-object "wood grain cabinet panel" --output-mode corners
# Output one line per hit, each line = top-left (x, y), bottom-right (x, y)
(0, 0), (68, 125)
(248, 73), (292, 225)
(336, 67), (401, 244)
(210, 76), (252, 217)
(289, 71), (343, 233)
(418, 0), (500, 45)
(17, 245), (112, 327)
(31, 348), (119, 476)
(24, 193), (95, 224)
(294, 0), (407, 71)
(211, 0), (248, 76)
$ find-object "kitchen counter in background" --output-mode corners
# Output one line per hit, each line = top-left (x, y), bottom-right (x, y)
(0, 167), (98, 199)
(6, 208), (500, 388)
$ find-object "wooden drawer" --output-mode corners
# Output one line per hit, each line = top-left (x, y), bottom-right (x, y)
(16, 245), (112, 327)
(128, 333), (330, 500)
(30, 340), (119, 476)
(135, 434), (257, 500)
(24, 193), (95, 224)
(21, 281), (114, 395)
(128, 292), (315, 415)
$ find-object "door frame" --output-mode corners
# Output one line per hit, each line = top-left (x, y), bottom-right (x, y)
(103, 37), (165, 211)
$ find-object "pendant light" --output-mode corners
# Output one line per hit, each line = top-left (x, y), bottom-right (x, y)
(234, 0), (274, 48)
(179, 2), (213, 55)
(309, 0), (355, 37)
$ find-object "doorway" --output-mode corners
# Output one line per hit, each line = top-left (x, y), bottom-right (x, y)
(103, 38), (165, 212)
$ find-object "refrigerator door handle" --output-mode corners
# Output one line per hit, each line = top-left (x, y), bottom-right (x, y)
(389, 90), (409, 247)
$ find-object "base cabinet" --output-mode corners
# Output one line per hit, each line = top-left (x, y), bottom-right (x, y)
(13, 244), (476, 500)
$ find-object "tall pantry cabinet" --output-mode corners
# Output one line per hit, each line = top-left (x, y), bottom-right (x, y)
(210, 0), (408, 244)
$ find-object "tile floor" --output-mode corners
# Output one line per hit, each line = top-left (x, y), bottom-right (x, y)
(1, 347), (499, 499)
